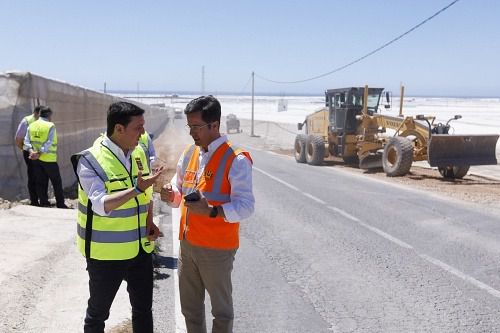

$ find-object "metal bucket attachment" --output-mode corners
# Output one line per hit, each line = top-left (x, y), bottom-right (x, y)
(428, 134), (499, 167)
(359, 152), (383, 169)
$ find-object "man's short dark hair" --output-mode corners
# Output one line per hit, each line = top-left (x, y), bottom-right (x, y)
(38, 106), (52, 118)
(184, 95), (221, 124)
(33, 105), (42, 115)
(107, 102), (145, 136)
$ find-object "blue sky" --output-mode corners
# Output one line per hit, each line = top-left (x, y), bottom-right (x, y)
(1, 0), (499, 97)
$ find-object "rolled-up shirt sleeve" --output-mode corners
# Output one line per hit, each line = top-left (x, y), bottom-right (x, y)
(222, 154), (254, 223)
(76, 157), (110, 216)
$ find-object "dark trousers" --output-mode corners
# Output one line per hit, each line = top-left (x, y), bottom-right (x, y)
(34, 160), (65, 206)
(22, 150), (42, 205)
(84, 250), (154, 333)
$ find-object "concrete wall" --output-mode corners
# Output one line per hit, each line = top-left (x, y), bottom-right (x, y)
(0, 72), (170, 200)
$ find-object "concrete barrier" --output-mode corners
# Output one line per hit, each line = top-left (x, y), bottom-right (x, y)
(0, 72), (170, 200)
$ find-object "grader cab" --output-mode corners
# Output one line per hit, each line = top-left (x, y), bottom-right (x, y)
(295, 86), (499, 178)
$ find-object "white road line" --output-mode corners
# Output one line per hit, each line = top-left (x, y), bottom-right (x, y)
(327, 206), (360, 222)
(303, 192), (326, 204)
(419, 254), (500, 299)
(257, 167), (500, 300)
(253, 166), (299, 191)
(327, 206), (413, 249)
(171, 208), (187, 332)
(358, 221), (414, 250)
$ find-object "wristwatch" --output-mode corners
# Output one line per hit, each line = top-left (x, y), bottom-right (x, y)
(209, 206), (219, 218)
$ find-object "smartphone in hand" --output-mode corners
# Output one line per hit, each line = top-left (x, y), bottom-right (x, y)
(184, 191), (201, 202)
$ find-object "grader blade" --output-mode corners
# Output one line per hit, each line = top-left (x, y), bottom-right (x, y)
(428, 134), (499, 167)
(359, 152), (383, 169)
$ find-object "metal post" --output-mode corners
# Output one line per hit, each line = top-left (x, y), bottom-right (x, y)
(399, 85), (405, 117)
(251, 71), (255, 137)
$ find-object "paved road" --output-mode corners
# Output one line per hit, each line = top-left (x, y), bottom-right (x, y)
(153, 124), (500, 332)
(233, 145), (500, 332)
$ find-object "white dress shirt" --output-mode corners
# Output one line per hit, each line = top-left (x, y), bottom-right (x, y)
(169, 135), (254, 223)
(77, 136), (132, 216)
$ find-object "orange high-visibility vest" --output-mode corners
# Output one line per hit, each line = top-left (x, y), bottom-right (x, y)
(179, 141), (252, 250)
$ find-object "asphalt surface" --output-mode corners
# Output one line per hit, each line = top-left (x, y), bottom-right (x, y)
(3, 117), (499, 332)
(152, 134), (500, 332)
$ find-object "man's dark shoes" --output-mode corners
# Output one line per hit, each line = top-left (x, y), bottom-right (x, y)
(57, 204), (70, 209)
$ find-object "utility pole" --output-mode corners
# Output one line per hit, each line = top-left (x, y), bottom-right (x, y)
(104, 82), (107, 94)
(251, 71), (255, 137)
(201, 65), (205, 94)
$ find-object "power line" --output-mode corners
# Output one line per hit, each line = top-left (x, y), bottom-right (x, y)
(238, 73), (253, 95)
(255, 0), (461, 84)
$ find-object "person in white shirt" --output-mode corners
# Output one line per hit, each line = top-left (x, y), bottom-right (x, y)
(14, 106), (42, 205)
(161, 95), (254, 333)
(72, 101), (164, 332)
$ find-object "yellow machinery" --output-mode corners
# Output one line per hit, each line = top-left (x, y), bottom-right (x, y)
(295, 86), (499, 178)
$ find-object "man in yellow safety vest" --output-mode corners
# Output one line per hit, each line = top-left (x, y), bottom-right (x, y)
(71, 101), (164, 332)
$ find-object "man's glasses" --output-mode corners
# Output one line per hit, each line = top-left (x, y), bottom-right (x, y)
(185, 122), (213, 131)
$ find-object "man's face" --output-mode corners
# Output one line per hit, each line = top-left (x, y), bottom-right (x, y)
(116, 115), (145, 151)
(186, 112), (219, 150)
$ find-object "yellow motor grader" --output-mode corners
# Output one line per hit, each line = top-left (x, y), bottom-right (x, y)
(295, 86), (499, 178)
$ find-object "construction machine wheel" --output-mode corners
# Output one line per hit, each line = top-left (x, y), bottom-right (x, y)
(294, 134), (307, 163)
(438, 165), (470, 179)
(383, 136), (414, 177)
(306, 135), (325, 165)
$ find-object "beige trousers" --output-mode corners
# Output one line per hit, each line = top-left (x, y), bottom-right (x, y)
(179, 240), (237, 333)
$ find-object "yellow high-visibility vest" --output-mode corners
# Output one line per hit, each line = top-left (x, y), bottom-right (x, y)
(24, 114), (36, 125)
(28, 119), (57, 162)
(139, 132), (151, 166)
(73, 140), (154, 260)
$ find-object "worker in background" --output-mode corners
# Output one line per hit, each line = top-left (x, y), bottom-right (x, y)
(139, 131), (156, 168)
(160, 95), (255, 333)
(71, 101), (164, 333)
(14, 105), (43, 206)
(24, 106), (67, 208)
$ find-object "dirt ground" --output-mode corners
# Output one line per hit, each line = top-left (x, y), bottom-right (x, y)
(272, 147), (500, 211)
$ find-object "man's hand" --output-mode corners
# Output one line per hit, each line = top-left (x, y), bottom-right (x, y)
(160, 183), (174, 203)
(136, 166), (165, 192)
(29, 150), (40, 160)
(146, 222), (160, 241)
(184, 196), (211, 216)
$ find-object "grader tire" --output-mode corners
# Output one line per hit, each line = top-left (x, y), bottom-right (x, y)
(438, 165), (470, 179)
(294, 134), (307, 163)
(383, 136), (414, 177)
(306, 135), (325, 166)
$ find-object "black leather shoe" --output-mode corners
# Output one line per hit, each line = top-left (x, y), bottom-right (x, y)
(57, 204), (70, 209)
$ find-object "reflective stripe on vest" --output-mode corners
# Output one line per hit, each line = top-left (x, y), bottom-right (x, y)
(73, 140), (154, 260)
(29, 119), (57, 162)
(77, 224), (148, 243)
(179, 141), (252, 250)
